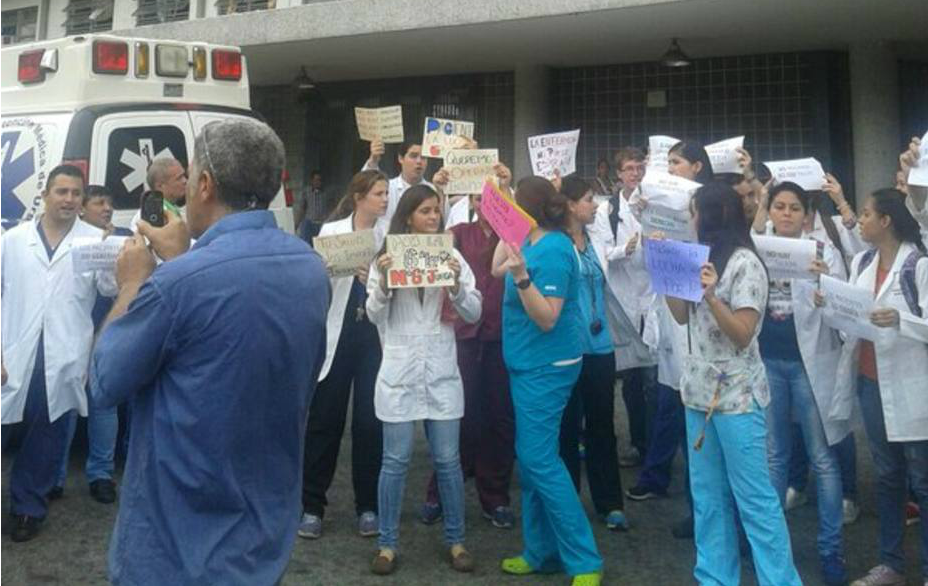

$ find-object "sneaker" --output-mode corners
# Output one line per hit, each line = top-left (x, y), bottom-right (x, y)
(46, 486), (64, 501)
(906, 502), (921, 526)
(842, 499), (860, 525)
(821, 554), (849, 586)
(297, 512), (322, 539)
(419, 502), (442, 525)
(850, 564), (905, 586)
(671, 515), (694, 539)
(449, 545), (475, 573)
(625, 484), (666, 501)
(784, 486), (808, 511)
(89, 479), (117, 504)
(483, 506), (514, 529)
(618, 446), (641, 468)
(604, 510), (629, 532)
(571, 572), (602, 586)
(371, 548), (396, 575)
(358, 511), (378, 537)
(10, 515), (42, 543)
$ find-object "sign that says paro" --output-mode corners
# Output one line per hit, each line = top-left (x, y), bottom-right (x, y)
(445, 149), (498, 194)
(422, 117), (475, 159)
(528, 129), (580, 179)
(355, 106), (404, 143)
(386, 233), (455, 289)
(313, 229), (378, 278)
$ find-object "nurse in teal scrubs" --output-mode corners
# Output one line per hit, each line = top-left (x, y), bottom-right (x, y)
(492, 176), (603, 586)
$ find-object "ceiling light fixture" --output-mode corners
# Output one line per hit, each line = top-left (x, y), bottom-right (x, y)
(660, 38), (691, 68)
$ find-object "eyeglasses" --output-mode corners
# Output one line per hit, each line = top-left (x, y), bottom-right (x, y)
(201, 124), (221, 189)
(620, 164), (645, 174)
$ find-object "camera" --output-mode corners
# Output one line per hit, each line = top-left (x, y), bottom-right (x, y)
(140, 190), (165, 227)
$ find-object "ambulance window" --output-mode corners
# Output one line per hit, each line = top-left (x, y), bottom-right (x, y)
(105, 125), (188, 210)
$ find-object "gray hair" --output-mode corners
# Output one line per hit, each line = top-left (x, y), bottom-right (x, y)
(193, 118), (285, 210)
(146, 157), (181, 190)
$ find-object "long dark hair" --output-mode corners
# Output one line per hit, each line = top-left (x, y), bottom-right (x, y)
(669, 141), (714, 184)
(808, 190), (848, 262)
(693, 181), (760, 277)
(515, 176), (569, 231)
(327, 169), (387, 221)
(870, 188), (927, 253)
(377, 184), (442, 255)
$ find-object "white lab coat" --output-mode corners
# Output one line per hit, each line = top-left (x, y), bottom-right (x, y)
(1, 218), (117, 424)
(642, 298), (687, 390)
(365, 248), (482, 423)
(833, 242), (928, 442)
(316, 214), (386, 380)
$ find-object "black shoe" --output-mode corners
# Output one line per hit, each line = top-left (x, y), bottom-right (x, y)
(46, 486), (64, 501)
(625, 484), (667, 501)
(89, 479), (117, 504)
(671, 515), (694, 539)
(10, 515), (42, 542)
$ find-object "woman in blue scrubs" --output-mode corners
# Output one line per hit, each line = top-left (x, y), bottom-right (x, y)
(492, 176), (603, 586)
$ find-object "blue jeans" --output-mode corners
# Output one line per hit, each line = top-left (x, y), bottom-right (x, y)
(378, 419), (464, 550)
(636, 382), (686, 494)
(763, 357), (844, 560)
(56, 389), (119, 486)
(788, 426), (858, 499)
(686, 406), (802, 586)
(857, 376), (928, 577)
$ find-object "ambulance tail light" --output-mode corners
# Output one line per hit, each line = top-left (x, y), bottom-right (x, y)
(62, 159), (89, 183)
(192, 47), (207, 80)
(18, 50), (46, 83)
(282, 170), (294, 207)
(92, 40), (128, 75)
(212, 49), (242, 81)
(135, 42), (150, 77)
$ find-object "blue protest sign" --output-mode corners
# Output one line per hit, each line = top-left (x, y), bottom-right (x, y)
(644, 238), (711, 302)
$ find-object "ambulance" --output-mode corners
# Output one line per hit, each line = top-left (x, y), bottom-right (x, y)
(1, 34), (294, 232)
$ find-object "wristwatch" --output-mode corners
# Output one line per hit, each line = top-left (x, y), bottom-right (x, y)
(516, 276), (532, 290)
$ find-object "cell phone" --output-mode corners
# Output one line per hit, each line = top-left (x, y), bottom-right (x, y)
(140, 190), (165, 227)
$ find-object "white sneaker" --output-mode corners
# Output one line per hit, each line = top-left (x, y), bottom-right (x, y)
(849, 564), (906, 586)
(784, 487), (808, 511)
(297, 513), (322, 539)
(842, 498), (860, 525)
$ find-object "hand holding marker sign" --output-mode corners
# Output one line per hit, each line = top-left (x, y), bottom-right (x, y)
(385, 233), (455, 289)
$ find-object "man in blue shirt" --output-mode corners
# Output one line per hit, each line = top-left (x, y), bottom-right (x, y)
(92, 119), (330, 585)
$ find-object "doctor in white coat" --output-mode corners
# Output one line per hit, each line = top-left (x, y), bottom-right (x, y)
(1, 164), (116, 542)
(829, 188), (928, 586)
(362, 138), (436, 225)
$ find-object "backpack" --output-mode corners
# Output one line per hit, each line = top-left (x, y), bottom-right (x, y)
(856, 248), (925, 317)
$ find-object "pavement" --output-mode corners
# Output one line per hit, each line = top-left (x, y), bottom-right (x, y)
(2, 388), (924, 585)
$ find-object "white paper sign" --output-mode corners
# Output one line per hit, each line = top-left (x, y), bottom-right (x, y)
(354, 106), (404, 143)
(639, 171), (701, 242)
(528, 129), (580, 179)
(753, 235), (820, 280)
(907, 130), (928, 187)
(764, 158), (826, 191)
(312, 230), (377, 278)
(706, 136), (745, 174)
(820, 274), (879, 341)
(646, 135), (680, 172)
(422, 117), (475, 159)
(444, 149), (498, 194)
(71, 236), (127, 273)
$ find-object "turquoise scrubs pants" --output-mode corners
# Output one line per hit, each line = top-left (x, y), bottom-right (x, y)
(509, 362), (602, 576)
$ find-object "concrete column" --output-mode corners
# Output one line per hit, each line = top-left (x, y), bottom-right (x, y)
(513, 65), (554, 181)
(849, 42), (900, 202)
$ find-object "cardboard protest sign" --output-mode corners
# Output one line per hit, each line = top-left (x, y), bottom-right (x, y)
(355, 106), (404, 143)
(644, 238), (710, 302)
(639, 171), (701, 242)
(71, 236), (127, 273)
(763, 158), (826, 191)
(312, 229), (377, 278)
(820, 274), (879, 341)
(706, 136), (745, 174)
(646, 135), (680, 172)
(422, 117), (475, 159)
(445, 149), (498, 194)
(480, 181), (536, 248)
(907, 130), (928, 187)
(527, 129), (580, 179)
(385, 233), (455, 289)
(753, 235), (821, 280)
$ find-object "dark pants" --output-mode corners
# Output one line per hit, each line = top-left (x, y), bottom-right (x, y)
(302, 319), (382, 518)
(559, 352), (624, 514)
(788, 424), (858, 499)
(636, 383), (687, 493)
(3, 338), (74, 518)
(427, 338), (514, 512)
(620, 365), (655, 457)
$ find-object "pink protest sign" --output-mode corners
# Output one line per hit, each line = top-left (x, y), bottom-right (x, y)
(480, 182), (537, 247)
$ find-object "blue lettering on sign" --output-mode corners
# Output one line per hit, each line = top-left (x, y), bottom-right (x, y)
(1, 131), (35, 228)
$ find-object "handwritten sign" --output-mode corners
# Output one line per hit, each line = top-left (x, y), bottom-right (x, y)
(480, 181), (536, 247)
(71, 236), (127, 273)
(312, 229), (377, 278)
(753, 235), (820, 280)
(644, 238), (710, 302)
(820, 274), (879, 340)
(422, 117), (475, 159)
(385, 233), (455, 289)
(646, 135), (680, 172)
(639, 171), (701, 241)
(706, 136), (745, 174)
(907, 129), (928, 187)
(355, 106), (404, 143)
(445, 149), (498, 194)
(528, 129), (580, 179)
(763, 158), (826, 191)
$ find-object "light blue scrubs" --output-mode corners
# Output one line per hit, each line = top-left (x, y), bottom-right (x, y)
(502, 231), (602, 576)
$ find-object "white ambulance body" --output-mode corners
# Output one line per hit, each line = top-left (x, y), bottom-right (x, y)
(1, 34), (293, 232)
